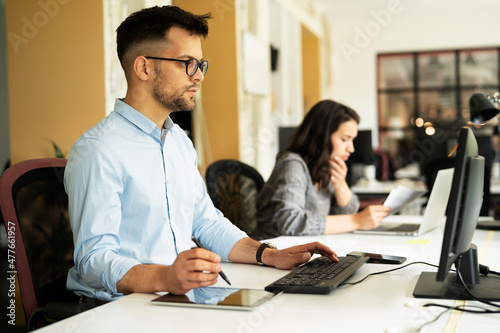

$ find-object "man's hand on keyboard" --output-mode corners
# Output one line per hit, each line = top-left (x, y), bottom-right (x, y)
(263, 242), (338, 269)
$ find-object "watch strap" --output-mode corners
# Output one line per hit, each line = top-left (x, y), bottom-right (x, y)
(256, 243), (270, 265)
(256, 242), (277, 265)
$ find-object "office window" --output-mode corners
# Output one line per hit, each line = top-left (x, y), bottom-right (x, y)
(377, 47), (500, 170)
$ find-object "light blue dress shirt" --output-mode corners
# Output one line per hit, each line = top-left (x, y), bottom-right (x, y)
(64, 99), (247, 301)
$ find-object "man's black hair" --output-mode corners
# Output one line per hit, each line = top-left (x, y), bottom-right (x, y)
(116, 5), (211, 67)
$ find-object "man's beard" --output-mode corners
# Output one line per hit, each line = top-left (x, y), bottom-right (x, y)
(152, 65), (195, 112)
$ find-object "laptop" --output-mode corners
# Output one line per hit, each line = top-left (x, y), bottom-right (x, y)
(353, 168), (453, 236)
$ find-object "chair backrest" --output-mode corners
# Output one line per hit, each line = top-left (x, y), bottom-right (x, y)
(374, 148), (398, 181)
(205, 159), (264, 236)
(0, 158), (73, 324)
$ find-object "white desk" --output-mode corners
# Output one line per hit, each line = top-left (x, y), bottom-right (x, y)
(36, 226), (500, 333)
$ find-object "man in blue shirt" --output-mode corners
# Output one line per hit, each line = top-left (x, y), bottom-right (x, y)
(64, 5), (337, 302)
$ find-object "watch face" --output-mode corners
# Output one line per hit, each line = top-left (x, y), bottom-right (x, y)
(266, 243), (278, 250)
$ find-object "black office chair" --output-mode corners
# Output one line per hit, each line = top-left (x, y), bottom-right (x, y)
(205, 159), (264, 236)
(0, 158), (81, 331)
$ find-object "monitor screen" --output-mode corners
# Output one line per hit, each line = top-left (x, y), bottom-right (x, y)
(349, 130), (374, 165)
(413, 127), (500, 301)
(278, 127), (374, 185)
(278, 127), (374, 165)
(278, 127), (297, 152)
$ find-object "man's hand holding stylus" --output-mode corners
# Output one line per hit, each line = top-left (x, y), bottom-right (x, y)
(164, 248), (222, 295)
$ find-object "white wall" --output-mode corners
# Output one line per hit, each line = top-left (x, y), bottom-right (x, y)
(239, 0), (313, 178)
(241, 0), (328, 178)
(324, 0), (500, 144)
(103, 0), (171, 115)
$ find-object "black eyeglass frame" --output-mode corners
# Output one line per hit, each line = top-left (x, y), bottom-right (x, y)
(145, 56), (209, 77)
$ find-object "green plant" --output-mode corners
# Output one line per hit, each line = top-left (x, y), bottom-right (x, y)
(50, 140), (65, 158)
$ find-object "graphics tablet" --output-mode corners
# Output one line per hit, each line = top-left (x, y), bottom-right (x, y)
(151, 287), (281, 311)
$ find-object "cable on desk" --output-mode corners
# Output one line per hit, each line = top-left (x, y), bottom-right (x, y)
(413, 256), (500, 314)
(340, 261), (438, 286)
(454, 257), (500, 309)
(480, 264), (500, 277)
(420, 303), (500, 333)
(415, 308), (450, 332)
(341, 258), (500, 313)
(341, 259), (499, 287)
(423, 303), (500, 314)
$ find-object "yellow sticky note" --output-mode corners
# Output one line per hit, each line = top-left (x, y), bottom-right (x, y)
(407, 239), (430, 244)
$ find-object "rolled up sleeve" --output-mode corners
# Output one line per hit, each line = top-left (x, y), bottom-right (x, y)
(65, 138), (139, 299)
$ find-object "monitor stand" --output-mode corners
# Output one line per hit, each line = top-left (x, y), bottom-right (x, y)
(413, 271), (500, 301)
(413, 247), (500, 301)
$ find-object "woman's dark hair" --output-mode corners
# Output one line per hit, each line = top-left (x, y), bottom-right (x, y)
(287, 100), (360, 189)
(116, 6), (211, 68)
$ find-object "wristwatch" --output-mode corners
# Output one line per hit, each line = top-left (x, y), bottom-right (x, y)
(256, 242), (278, 265)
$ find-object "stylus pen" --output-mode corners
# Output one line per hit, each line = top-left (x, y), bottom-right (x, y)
(191, 237), (231, 285)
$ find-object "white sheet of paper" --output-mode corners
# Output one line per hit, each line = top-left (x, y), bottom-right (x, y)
(383, 185), (425, 215)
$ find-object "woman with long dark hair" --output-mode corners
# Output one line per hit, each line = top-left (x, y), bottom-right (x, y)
(256, 100), (390, 237)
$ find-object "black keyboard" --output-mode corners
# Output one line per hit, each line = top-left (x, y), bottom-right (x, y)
(265, 255), (369, 294)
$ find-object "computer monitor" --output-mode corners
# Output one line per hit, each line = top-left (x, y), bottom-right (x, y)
(413, 127), (500, 301)
(278, 127), (374, 161)
(278, 127), (297, 152)
(347, 130), (375, 184)
(349, 130), (374, 165)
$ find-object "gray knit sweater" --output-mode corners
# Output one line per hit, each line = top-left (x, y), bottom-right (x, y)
(256, 152), (360, 238)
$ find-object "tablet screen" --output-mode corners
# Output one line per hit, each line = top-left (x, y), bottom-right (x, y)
(151, 287), (281, 311)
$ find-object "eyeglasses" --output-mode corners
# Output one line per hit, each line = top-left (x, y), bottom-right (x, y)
(145, 56), (209, 77)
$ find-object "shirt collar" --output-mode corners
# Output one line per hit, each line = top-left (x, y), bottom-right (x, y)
(163, 117), (174, 131)
(114, 99), (173, 139)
